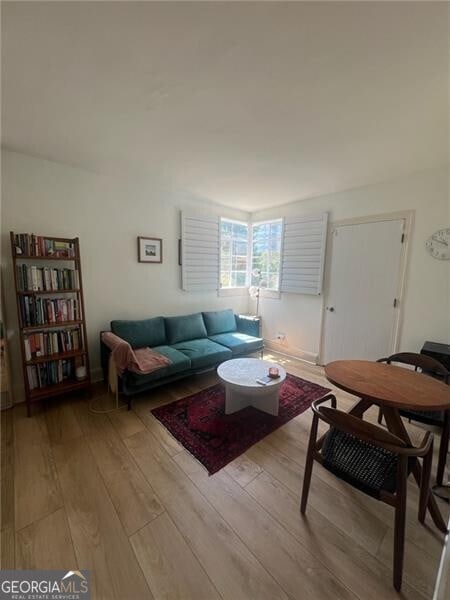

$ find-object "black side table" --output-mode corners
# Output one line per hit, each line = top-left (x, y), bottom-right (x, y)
(421, 341), (450, 371)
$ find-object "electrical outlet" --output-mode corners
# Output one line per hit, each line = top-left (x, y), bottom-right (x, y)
(276, 332), (286, 341)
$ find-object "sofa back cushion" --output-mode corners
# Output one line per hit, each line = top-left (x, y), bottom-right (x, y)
(111, 317), (166, 349)
(165, 313), (207, 344)
(202, 309), (237, 336)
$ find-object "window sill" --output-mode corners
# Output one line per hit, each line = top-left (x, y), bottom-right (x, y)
(218, 287), (249, 298)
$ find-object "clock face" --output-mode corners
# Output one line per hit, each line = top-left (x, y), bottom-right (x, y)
(425, 228), (450, 260)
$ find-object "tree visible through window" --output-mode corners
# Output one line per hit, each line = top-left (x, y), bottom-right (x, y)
(220, 219), (249, 288)
(251, 220), (283, 291)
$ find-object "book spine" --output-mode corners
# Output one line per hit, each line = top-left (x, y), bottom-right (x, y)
(30, 266), (37, 291)
(24, 337), (31, 362)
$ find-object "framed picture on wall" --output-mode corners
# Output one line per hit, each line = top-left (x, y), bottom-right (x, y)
(138, 236), (163, 263)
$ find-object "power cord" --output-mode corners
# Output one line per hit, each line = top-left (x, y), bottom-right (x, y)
(88, 369), (128, 414)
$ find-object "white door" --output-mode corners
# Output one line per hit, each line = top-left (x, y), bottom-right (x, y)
(322, 219), (405, 364)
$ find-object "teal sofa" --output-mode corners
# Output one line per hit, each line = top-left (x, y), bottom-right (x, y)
(100, 309), (263, 409)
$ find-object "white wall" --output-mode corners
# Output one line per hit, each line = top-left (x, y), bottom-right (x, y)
(2, 150), (449, 404)
(251, 168), (449, 362)
(1, 150), (250, 401)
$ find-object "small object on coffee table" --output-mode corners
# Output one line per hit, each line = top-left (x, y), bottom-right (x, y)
(269, 367), (280, 378)
(218, 358), (286, 416)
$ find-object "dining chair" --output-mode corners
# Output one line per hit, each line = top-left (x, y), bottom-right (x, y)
(301, 394), (434, 591)
(376, 353), (449, 485)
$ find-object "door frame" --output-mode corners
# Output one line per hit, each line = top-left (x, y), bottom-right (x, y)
(318, 210), (415, 365)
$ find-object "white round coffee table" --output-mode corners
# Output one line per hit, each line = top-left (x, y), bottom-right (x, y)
(217, 358), (286, 416)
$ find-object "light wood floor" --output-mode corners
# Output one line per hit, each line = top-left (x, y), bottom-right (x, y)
(1, 353), (449, 600)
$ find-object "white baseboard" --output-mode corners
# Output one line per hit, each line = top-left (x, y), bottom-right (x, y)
(263, 339), (318, 365)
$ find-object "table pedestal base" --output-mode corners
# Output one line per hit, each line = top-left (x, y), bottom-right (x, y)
(224, 385), (280, 416)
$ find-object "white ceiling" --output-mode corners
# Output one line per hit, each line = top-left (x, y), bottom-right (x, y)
(2, 1), (448, 211)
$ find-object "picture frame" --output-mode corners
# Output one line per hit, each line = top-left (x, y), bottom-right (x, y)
(138, 236), (163, 263)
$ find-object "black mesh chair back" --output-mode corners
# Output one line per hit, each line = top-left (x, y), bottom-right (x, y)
(316, 405), (411, 498)
(300, 394), (433, 591)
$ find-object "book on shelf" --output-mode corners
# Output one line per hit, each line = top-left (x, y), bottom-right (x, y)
(19, 296), (80, 327)
(26, 359), (74, 390)
(24, 328), (81, 361)
(16, 265), (80, 291)
(13, 233), (76, 258)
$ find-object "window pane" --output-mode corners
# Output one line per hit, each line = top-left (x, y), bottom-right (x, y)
(270, 221), (282, 236)
(251, 220), (282, 291)
(268, 272), (279, 289)
(221, 240), (231, 256)
(221, 220), (232, 234)
(269, 237), (280, 251)
(253, 224), (268, 240)
(233, 240), (247, 256)
(232, 223), (248, 239)
(220, 219), (249, 288)
(220, 271), (230, 287)
(236, 272), (247, 286)
(233, 256), (247, 271)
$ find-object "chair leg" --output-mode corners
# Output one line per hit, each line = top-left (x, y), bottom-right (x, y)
(393, 456), (407, 591)
(436, 411), (449, 486)
(300, 413), (319, 514)
(419, 437), (433, 523)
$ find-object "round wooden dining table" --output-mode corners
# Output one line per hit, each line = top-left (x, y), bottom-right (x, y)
(325, 360), (450, 533)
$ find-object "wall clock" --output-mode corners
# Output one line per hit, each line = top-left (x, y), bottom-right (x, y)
(425, 228), (450, 260)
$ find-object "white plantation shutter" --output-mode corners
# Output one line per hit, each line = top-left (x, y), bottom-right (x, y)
(181, 212), (220, 291)
(280, 213), (328, 295)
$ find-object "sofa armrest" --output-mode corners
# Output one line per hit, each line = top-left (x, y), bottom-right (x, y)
(235, 314), (261, 338)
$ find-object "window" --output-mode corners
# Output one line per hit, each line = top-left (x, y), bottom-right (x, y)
(251, 220), (283, 291)
(220, 219), (249, 288)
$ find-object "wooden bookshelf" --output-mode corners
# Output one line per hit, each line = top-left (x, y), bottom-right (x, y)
(25, 349), (87, 365)
(14, 255), (78, 261)
(17, 289), (81, 295)
(10, 232), (91, 416)
(22, 320), (84, 332)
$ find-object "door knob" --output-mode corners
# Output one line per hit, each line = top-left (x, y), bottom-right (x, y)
(326, 306), (335, 312)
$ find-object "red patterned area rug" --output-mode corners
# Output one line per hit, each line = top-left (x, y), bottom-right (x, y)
(151, 374), (330, 475)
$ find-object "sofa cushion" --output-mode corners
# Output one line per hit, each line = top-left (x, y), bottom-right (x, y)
(111, 317), (166, 349)
(208, 332), (263, 355)
(125, 345), (191, 387)
(202, 309), (237, 336)
(165, 313), (207, 344)
(172, 338), (232, 369)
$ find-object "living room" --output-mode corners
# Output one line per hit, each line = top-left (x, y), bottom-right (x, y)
(1, 2), (449, 600)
